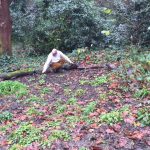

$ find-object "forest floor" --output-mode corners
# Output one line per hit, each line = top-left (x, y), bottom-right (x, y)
(0, 49), (150, 150)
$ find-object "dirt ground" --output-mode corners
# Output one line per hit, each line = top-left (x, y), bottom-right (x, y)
(0, 63), (150, 150)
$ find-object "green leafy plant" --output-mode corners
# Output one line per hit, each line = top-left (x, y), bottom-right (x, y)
(100, 106), (129, 125)
(41, 140), (51, 149)
(91, 76), (108, 86)
(134, 88), (150, 98)
(56, 105), (66, 114)
(137, 108), (150, 126)
(49, 130), (71, 142)
(9, 144), (23, 150)
(38, 74), (47, 85)
(39, 79), (46, 85)
(64, 88), (72, 96)
(0, 123), (12, 133)
(66, 116), (80, 125)
(25, 95), (42, 103)
(81, 115), (94, 124)
(0, 55), (15, 72)
(47, 121), (61, 128)
(120, 86), (130, 92)
(26, 108), (44, 116)
(79, 79), (90, 85)
(0, 81), (28, 97)
(9, 123), (41, 147)
(99, 93), (107, 100)
(0, 111), (13, 123)
(67, 97), (77, 105)
(83, 101), (97, 115)
(75, 89), (86, 97)
(40, 87), (52, 94)
(80, 76), (108, 86)
(100, 111), (123, 125)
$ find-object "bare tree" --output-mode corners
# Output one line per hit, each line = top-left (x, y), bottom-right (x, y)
(0, 0), (12, 55)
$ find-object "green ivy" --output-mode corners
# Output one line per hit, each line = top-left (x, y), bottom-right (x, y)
(0, 81), (28, 97)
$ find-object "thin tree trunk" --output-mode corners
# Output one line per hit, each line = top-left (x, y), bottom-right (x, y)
(0, 0), (12, 55)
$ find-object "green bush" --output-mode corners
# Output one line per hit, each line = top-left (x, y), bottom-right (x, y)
(11, 0), (103, 54)
(110, 0), (150, 47)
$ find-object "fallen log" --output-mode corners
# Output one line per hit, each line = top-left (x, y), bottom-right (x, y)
(0, 64), (104, 80)
(0, 69), (37, 80)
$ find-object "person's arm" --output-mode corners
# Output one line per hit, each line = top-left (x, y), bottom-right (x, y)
(59, 51), (73, 64)
(42, 53), (52, 73)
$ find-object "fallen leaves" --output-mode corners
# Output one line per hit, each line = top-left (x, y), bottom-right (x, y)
(126, 131), (145, 140)
(1, 140), (9, 146)
(90, 146), (103, 150)
(1, 50), (150, 150)
(116, 137), (128, 148)
(106, 128), (115, 134)
(124, 116), (136, 125)
(109, 82), (119, 89)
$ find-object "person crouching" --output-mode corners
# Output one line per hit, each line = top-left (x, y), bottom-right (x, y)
(42, 49), (74, 73)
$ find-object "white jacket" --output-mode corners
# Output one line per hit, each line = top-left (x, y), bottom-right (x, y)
(42, 50), (73, 73)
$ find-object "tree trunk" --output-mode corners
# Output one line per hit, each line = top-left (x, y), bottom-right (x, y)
(0, 0), (12, 55)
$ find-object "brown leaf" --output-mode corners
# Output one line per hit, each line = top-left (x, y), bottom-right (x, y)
(90, 146), (103, 150)
(122, 111), (129, 118)
(124, 116), (136, 124)
(78, 101), (86, 105)
(127, 131), (145, 140)
(1, 140), (9, 146)
(145, 138), (150, 146)
(19, 115), (28, 121)
(89, 112), (99, 117)
(112, 98), (120, 103)
(90, 123), (98, 129)
(96, 108), (107, 114)
(106, 128), (115, 134)
(96, 139), (103, 144)
(111, 124), (121, 132)
(116, 137), (128, 148)
(65, 111), (74, 115)
(109, 82), (118, 89)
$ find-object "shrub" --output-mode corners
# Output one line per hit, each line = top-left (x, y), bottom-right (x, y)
(11, 0), (103, 54)
(97, 0), (150, 48)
